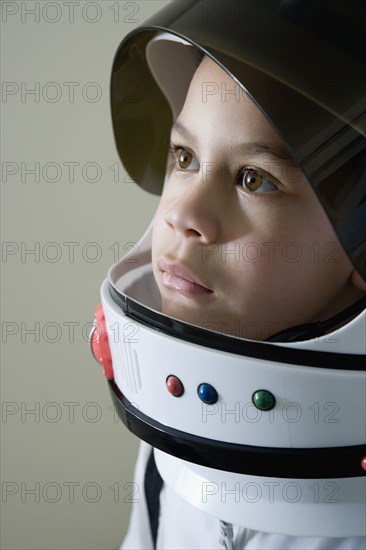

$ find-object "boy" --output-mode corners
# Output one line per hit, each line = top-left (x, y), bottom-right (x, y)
(151, 54), (365, 337)
(91, 1), (366, 548)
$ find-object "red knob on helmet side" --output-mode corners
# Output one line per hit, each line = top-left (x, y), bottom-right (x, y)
(90, 303), (114, 380)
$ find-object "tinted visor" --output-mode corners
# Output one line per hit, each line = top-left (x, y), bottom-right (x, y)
(110, 0), (366, 278)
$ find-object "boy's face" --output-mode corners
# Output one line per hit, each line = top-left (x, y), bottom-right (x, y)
(151, 56), (362, 340)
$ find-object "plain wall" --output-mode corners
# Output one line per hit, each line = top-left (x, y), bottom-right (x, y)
(1, 1), (167, 548)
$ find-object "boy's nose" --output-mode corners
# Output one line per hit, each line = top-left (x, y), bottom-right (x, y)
(163, 175), (224, 243)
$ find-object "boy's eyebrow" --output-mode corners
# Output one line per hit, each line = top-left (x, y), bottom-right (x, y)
(171, 120), (298, 167)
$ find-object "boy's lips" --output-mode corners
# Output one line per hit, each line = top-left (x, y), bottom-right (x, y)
(158, 257), (214, 296)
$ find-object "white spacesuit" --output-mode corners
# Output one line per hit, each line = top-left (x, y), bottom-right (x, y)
(91, 1), (366, 548)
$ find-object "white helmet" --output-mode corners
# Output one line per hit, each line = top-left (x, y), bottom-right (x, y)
(91, 0), (366, 538)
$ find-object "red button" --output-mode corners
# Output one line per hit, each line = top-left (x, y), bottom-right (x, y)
(166, 375), (184, 397)
(361, 457), (366, 471)
(90, 304), (114, 380)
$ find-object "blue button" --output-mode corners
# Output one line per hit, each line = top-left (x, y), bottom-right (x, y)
(197, 383), (218, 405)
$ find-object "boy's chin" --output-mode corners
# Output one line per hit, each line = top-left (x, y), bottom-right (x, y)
(160, 299), (276, 341)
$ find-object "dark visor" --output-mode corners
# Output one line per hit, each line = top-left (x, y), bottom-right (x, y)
(110, 0), (366, 279)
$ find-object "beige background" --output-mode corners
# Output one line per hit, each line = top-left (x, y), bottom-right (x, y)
(1, 1), (167, 548)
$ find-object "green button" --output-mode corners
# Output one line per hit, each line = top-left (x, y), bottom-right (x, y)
(252, 389), (276, 411)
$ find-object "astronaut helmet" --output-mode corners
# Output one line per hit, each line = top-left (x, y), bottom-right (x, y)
(91, 0), (366, 538)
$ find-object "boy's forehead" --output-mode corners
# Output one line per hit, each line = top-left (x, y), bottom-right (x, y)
(190, 56), (234, 95)
(178, 57), (285, 147)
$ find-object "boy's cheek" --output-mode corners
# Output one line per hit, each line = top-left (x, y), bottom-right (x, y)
(151, 214), (166, 252)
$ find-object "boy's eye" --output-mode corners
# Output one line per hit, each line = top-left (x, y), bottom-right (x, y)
(169, 143), (200, 171)
(241, 168), (279, 194)
(178, 149), (195, 169)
